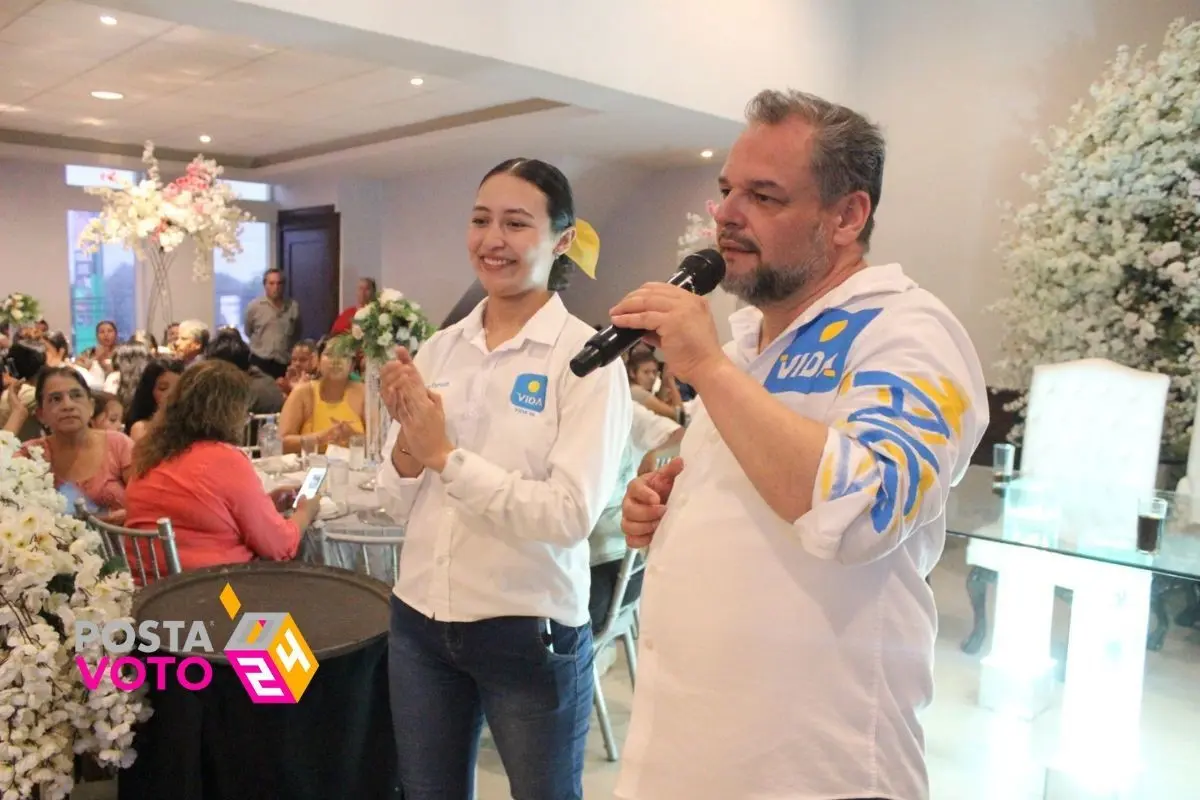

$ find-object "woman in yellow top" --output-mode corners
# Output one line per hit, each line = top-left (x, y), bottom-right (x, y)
(279, 337), (364, 453)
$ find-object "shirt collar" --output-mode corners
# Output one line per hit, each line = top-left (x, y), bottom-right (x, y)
(447, 293), (570, 352)
(727, 263), (913, 363)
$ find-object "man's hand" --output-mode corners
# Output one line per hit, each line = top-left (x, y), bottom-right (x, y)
(621, 457), (685, 549)
(609, 283), (727, 384)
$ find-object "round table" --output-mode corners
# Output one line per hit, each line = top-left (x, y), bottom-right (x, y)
(118, 562), (399, 800)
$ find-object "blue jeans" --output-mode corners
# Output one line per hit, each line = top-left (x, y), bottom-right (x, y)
(388, 596), (594, 800)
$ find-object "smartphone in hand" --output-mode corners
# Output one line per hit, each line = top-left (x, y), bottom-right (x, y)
(293, 466), (328, 509)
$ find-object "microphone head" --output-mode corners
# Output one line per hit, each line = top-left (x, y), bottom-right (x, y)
(679, 248), (726, 295)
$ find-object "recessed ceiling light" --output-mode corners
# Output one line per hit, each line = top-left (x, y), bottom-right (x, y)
(410, 77), (424, 86)
(79, 118), (105, 127)
(90, 90), (124, 101)
(199, 134), (212, 143)
(0, 104), (26, 113)
(99, 15), (117, 25)
(700, 149), (714, 159)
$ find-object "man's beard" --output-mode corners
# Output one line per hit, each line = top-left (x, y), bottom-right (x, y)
(720, 222), (830, 306)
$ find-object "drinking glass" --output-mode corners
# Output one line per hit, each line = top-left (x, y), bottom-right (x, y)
(992, 443), (1016, 493)
(300, 434), (319, 467)
(348, 434), (365, 471)
(1137, 496), (1168, 554)
(328, 459), (350, 509)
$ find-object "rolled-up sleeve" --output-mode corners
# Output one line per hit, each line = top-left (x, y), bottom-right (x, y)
(794, 308), (987, 565)
(438, 359), (633, 546)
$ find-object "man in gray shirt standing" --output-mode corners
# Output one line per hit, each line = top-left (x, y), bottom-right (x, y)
(244, 268), (300, 380)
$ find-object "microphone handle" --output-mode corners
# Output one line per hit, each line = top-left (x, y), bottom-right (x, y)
(569, 269), (698, 377)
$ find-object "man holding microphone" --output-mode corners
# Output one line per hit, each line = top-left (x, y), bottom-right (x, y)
(609, 90), (988, 800)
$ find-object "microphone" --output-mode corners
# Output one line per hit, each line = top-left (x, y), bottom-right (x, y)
(570, 248), (726, 378)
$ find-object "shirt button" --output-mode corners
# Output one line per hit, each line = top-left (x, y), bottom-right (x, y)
(437, 556), (448, 566)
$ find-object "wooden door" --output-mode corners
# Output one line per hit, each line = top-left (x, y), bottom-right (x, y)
(278, 206), (340, 340)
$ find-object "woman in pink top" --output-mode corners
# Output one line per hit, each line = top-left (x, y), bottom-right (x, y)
(18, 367), (133, 521)
(124, 360), (319, 575)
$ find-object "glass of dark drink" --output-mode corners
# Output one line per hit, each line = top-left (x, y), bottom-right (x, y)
(992, 443), (1016, 494)
(1137, 496), (1167, 554)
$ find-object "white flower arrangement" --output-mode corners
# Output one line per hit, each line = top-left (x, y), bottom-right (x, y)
(0, 432), (150, 800)
(339, 288), (436, 363)
(0, 294), (40, 329)
(77, 142), (255, 281)
(676, 200), (720, 262)
(992, 17), (1200, 457)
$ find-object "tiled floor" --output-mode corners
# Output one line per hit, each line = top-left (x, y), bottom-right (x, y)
(81, 537), (1200, 799)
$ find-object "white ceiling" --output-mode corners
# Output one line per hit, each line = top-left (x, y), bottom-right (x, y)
(0, 0), (740, 176)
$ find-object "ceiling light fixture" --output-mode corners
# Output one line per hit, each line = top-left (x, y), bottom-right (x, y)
(0, 104), (26, 113)
(99, 15), (117, 25)
(90, 90), (124, 100)
(700, 149), (714, 159)
(410, 77), (424, 86)
(199, 135), (212, 143)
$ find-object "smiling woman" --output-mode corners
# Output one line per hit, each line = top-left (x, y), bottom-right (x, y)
(375, 156), (632, 799)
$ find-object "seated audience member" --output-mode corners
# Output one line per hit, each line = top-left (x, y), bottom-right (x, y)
(162, 322), (180, 354)
(588, 402), (684, 629)
(89, 390), (123, 431)
(278, 337), (363, 453)
(206, 328), (285, 415)
(172, 320), (209, 365)
(17, 367), (133, 521)
(1, 337), (46, 441)
(42, 330), (102, 389)
(124, 358), (184, 442)
(625, 348), (685, 423)
(79, 320), (119, 376)
(124, 360), (317, 573)
(277, 339), (318, 395)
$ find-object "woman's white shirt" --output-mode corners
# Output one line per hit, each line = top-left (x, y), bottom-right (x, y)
(377, 295), (632, 627)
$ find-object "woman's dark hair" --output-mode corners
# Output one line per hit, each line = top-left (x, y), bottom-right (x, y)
(96, 320), (117, 336)
(207, 328), (251, 372)
(34, 366), (90, 408)
(133, 360), (252, 477)
(112, 342), (151, 411)
(124, 357), (184, 430)
(480, 158), (577, 292)
(4, 338), (47, 381)
(626, 349), (659, 380)
(44, 330), (71, 359)
(90, 390), (119, 421)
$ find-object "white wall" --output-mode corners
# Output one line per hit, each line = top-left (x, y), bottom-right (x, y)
(233, 0), (858, 119)
(857, 0), (1198, 380)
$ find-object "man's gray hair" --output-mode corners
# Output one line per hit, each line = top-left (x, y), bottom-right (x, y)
(746, 89), (885, 247)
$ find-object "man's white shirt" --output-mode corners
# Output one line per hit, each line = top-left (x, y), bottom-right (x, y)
(376, 294), (632, 628)
(616, 264), (988, 800)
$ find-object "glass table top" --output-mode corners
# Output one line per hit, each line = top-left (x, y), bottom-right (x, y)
(945, 465), (1200, 580)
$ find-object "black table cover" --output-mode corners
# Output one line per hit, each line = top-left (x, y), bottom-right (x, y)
(118, 562), (400, 800)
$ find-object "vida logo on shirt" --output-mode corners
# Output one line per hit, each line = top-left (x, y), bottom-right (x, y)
(510, 373), (548, 414)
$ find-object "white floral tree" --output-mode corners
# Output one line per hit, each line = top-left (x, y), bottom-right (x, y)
(0, 434), (149, 799)
(993, 18), (1200, 458)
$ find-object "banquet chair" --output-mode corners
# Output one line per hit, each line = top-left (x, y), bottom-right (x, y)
(592, 548), (646, 761)
(75, 499), (182, 585)
(319, 530), (405, 585)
